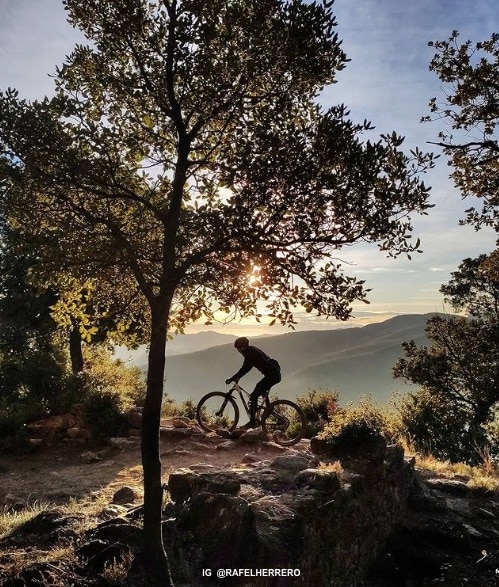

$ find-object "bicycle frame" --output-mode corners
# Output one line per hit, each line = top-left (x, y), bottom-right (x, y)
(227, 382), (271, 422)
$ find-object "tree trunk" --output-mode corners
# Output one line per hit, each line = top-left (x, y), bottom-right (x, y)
(69, 320), (84, 373)
(141, 302), (174, 587)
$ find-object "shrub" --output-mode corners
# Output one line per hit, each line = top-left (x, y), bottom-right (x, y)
(73, 347), (146, 441)
(82, 390), (129, 441)
(396, 387), (493, 465)
(321, 395), (398, 443)
(81, 346), (146, 408)
(0, 345), (70, 417)
(162, 397), (197, 420)
(0, 399), (32, 454)
(296, 389), (339, 437)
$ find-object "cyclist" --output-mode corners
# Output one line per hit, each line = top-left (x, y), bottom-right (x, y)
(225, 336), (281, 429)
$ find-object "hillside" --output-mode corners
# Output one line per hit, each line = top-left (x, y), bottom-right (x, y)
(158, 314), (434, 405)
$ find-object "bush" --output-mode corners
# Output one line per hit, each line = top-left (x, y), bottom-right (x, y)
(162, 397), (197, 420)
(0, 399), (31, 454)
(81, 346), (145, 408)
(396, 387), (492, 464)
(296, 389), (339, 437)
(321, 395), (398, 443)
(0, 346), (70, 417)
(82, 390), (129, 441)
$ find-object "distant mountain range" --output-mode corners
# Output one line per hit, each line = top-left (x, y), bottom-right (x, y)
(133, 314), (434, 406)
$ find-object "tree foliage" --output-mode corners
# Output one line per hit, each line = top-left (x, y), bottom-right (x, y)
(0, 226), (72, 419)
(401, 30), (499, 464)
(424, 31), (499, 231)
(394, 254), (499, 463)
(0, 1), (435, 583)
(396, 387), (476, 463)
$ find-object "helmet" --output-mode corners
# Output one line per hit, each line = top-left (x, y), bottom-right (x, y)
(234, 336), (249, 349)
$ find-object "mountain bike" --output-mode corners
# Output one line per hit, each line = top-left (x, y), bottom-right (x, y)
(196, 382), (307, 446)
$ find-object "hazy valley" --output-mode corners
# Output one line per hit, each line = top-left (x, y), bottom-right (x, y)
(130, 314), (433, 406)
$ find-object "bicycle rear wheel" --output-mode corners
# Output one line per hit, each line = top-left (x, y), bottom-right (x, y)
(261, 399), (307, 446)
(196, 392), (239, 432)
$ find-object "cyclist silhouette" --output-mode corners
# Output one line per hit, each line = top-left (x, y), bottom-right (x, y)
(225, 337), (281, 429)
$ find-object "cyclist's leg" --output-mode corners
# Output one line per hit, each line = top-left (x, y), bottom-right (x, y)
(245, 372), (280, 427)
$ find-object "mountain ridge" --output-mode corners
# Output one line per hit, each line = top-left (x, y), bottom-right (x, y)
(152, 313), (436, 405)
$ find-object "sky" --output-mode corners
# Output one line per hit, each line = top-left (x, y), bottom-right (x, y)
(0, 0), (497, 336)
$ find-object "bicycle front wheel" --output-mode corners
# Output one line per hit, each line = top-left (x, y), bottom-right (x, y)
(196, 392), (239, 433)
(261, 399), (307, 446)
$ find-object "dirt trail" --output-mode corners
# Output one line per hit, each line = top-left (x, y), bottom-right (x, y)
(0, 429), (294, 507)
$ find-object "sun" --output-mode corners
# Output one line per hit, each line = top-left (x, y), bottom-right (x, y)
(248, 265), (261, 286)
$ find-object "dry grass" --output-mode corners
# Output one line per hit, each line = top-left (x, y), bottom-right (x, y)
(415, 454), (499, 492)
(0, 501), (52, 539)
(101, 550), (136, 585)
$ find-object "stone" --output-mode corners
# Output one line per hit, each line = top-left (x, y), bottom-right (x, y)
(77, 539), (124, 572)
(270, 453), (319, 473)
(294, 468), (341, 492)
(127, 408), (142, 429)
(260, 440), (287, 452)
(160, 426), (198, 440)
(167, 469), (241, 503)
(100, 504), (128, 519)
(426, 478), (470, 496)
(109, 437), (137, 450)
(81, 451), (101, 464)
(445, 497), (473, 518)
(462, 523), (483, 538)
(215, 440), (237, 451)
(241, 453), (262, 465)
(188, 464), (219, 472)
(28, 438), (44, 448)
(25, 414), (69, 432)
(112, 486), (138, 505)
(172, 418), (190, 428)
(7, 509), (84, 544)
(174, 492), (258, 570)
(238, 427), (267, 444)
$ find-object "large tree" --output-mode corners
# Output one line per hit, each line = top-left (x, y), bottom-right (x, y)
(0, 1), (434, 583)
(424, 31), (499, 232)
(394, 254), (499, 463)
(397, 31), (499, 465)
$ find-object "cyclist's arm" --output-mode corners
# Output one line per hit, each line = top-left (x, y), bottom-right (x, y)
(231, 356), (253, 381)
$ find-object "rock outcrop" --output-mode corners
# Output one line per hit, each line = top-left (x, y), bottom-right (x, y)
(162, 435), (413, 586)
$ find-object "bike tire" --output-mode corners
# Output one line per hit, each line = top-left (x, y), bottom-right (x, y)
(196, 391), (239, 432)
(261, 399), (307, 446)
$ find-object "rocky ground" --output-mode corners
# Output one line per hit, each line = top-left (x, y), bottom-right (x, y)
(0, 420), (498, 586)
(365, 468), (499, 586)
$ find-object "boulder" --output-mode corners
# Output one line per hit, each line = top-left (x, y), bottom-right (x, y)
(127, 408), (143, 429)
(66, 427), (91, 440)
(167, 468), (241, 503)
(294, 468), (341, 492)
(172, 417), (190, 428)
(270, 453), (319, 474)
(173, 492), (258, 570)
(112, 486), (139, 505)
(238, 427), (268, 444)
